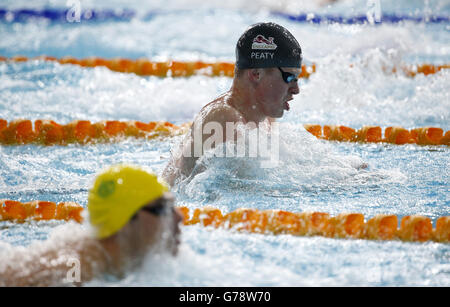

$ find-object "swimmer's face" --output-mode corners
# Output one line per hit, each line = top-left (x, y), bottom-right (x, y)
(133, 192), (182, 256)
(256, 67), (300, 118)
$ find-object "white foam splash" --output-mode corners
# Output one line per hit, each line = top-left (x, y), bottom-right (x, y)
(174, 122), (407, 204)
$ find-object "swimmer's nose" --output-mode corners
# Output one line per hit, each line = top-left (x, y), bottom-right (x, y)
(289, 81), (300, 95)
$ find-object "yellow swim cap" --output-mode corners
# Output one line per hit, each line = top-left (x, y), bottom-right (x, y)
(88, 164), (168, 239)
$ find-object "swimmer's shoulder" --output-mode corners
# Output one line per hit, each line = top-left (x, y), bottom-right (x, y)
(198, 97), (244, 125)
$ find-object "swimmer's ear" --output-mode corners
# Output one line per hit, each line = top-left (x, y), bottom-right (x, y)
(247, 68), (261, 83)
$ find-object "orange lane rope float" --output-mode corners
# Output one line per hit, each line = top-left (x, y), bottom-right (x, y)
(1, 56), (449, 78)
(182, 207), (450, 243)
(304, 124), (450, 146)
(0, 119), (190, 145)
(0, 200), (83, 223)
(0, 119), (448, 146)
(0, 55), (314, 78)
(1, 200), (448, 243)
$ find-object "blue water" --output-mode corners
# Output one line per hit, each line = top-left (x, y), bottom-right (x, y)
(0, 0), (449, 286)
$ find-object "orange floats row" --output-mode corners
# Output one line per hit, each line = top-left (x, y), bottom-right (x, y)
(57, 57), (240, 78)
(0, 119), (188, 145)
(0, 200), (83, 223)
(3, 56), (447, 79)
(180, 206), (449, 243)
(1, 200), (448, 243)
(0, 56), (315, 79)
(1, 119), (447, 147)
(304, 124), (450, 146)
(387, 64), (450, 77)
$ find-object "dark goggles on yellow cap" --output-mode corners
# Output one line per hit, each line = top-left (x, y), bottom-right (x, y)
(131, 196), (174, 221)
(141, 200), (172, 216)
(278, 67), (298, 83)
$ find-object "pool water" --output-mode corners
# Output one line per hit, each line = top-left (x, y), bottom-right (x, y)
(0, 0), (449, 286)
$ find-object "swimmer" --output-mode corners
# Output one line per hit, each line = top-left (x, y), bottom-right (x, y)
(163, 22), (302, 186)
(0, 165), (183, 286)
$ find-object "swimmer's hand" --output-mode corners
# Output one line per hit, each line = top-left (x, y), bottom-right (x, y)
(357, 162), (369, 170)
(343, 155), (368, 170)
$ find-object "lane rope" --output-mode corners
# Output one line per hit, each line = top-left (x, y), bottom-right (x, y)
(1, 56), (449, 78)
(0, 8), (135, 22)
(304, 124), (450, 146)
(273, 11), (450, 25)
(0, 56), (244, 78)
(0, 8), (448, 24)
(0, 199), (448, 243)
(0, 119), (189, 145)
(0, 119), (448, 146)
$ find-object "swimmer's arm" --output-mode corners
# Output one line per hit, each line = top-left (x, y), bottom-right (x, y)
(161, 161), (177, 187)
(161, 132), (196, 186)
(162, 155), (187, 187)
(1, 240), (107, 286)
(162, 106), (244, 185)
(1, 250), (69, 286)
(167, 107), (244, 182)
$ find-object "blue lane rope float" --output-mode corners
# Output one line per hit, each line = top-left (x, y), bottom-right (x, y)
(272, 12), (450, 24)
(0, 8), (135, 22)
(0, 8), (448, 24)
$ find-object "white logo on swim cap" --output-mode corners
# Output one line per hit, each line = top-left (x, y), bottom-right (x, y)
(252, 35), (277, 50)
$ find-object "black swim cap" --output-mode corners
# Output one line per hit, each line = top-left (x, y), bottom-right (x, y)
(235, 22), (302, 69)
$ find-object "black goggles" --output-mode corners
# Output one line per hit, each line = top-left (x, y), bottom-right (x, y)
(131, 197), (174, 221)
(277, 67), (298, 84)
